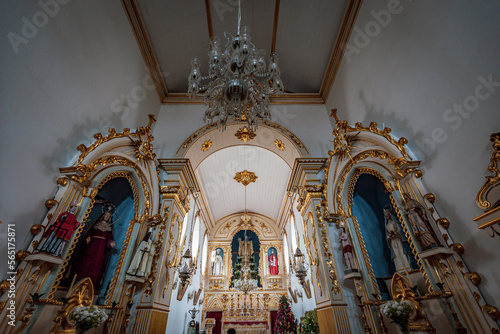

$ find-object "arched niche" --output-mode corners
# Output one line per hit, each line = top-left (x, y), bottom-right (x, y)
(210, 212), (280, 242)
(229, 229), (262, 288)
(321, 111), (498, 333)
(37, 119), (160, 307)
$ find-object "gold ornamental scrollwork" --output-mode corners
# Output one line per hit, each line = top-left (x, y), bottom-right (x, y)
(30, 224), (43, 235)
(45, 199), (58, 209)
(322, 111), (418, 223)
(464, 272), (481, 285)
(15, 250), (30, 262)
(76, 114), (157, 164)
(302, 213), (322, 296)
(315, 205), (340, 293)
(234, 170), (258, 186)
(56, 177), (69, 186)
(423, 193), (436, 203)
(437, 218), (450, 229)
(330, 109), (409, 158)
(235, 126), (256, 143)
(451, 243), (465, 255)
(482, 305), (500, 321)
(476, 132), (500, 210)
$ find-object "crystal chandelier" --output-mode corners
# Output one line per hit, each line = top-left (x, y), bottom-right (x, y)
(187, 0), (284, 131)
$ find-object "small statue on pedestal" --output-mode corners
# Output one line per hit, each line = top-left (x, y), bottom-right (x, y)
(127, 229), (155, 277)
(39, 202), (81, 256)
(339, 227), (355, 271)
(402, 193), (440, 249)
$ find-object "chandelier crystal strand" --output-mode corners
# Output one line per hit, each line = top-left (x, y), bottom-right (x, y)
(187, 0), (284, 131)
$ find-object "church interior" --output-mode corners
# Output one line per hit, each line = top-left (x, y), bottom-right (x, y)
(1, 0), (500, 333)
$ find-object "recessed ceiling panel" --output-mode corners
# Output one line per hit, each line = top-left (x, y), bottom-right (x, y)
(210, 0), (275, 57)
(136, 1), (210, 93)
(276, 0), (348, 93)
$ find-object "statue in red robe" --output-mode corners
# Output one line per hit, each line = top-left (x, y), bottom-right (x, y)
(40, 203), (80, 256)
(269, 248), (279, 275)
(73, 211), (116, 289)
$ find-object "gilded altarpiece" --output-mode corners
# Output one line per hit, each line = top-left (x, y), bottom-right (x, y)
(0, 116), (185, 334)
(322, 110), (499, 333)
(203, 212), (286, 332)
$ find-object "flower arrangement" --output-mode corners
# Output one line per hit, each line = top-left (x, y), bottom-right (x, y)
(274, 295), (297, 334)
(298, 310), (319, 333)
(70, 305), (108, 332)
(380, 299), (413, 332)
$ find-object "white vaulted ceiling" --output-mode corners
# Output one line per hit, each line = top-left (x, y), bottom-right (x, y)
(196, 145), (290, 223)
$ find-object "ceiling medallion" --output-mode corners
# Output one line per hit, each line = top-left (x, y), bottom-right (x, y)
(234, 170), (257, 186)
(235, 126), (256, 143)
(201, 139), (213, 152)
(274, 139), (285, 151)
(187, 0), (283, 131)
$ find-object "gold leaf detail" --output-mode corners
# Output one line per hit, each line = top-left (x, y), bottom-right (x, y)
(274, 139), (285, 151)
(451, 243), (464, 255)
(482, 305), (500, 321)
(45, 199), (58, 209)
(464, 272), (481, 285)
(201, 139), (213, 152)
(234, 170), (258, 186)
(235, 126), (256, 143)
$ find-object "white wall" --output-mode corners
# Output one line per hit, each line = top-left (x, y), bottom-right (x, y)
(0, 0), (161, 274)
(325, 0), (500, 303)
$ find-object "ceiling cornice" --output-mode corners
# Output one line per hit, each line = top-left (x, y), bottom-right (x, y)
(122, 0), (363, 105)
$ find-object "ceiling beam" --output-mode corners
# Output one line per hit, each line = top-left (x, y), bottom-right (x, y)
(319, 0), (364, 101)
(271, 0), (281, 53)
(120, 0), (169, 101)
(204, 0), (214, 40)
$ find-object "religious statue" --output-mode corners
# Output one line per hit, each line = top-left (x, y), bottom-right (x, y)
(268, 247), (279, 275)
(39, 203), (80, 256)
(384, 207), (411, 272)
(127, 229), (155, 277)
(73, 210), (116, 289)
(339, 227), (354, 270)
(212, 248), (223, 276)
(402, 193), (439, 249)
(238, 235), (253, 259)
